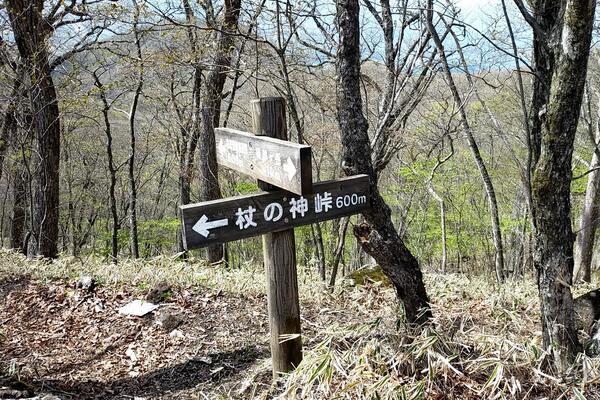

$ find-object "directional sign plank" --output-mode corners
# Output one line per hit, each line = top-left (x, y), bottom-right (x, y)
(215, 127), (312, 195)
(180, 175), (370, 250)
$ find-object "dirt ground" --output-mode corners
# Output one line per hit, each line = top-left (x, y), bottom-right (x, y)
(0, 272), (393, 400)
(0, 274), (272, 399)
(2, 254), (599, 400)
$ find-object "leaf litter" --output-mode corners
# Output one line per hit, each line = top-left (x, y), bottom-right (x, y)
(0, 250), (599, 399)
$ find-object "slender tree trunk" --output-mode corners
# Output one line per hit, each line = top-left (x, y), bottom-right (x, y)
(175, 70), (201, 253)
(64, 139), (77, 256)
(501, 0), (534, 223)
(198, 0), (242, 263)
(94, 72), (120, 263)
(335, 0), (431, 325)
(151, 153), (169, 219)
(574, 183), (598, 283)
(10, 161), (26, 254)
(574, 94), (600, 283)
(128, 1), (144, 259)
(506, 188), (527, 276)
(179, 0), (202, 253)
(7, 0), (60, 258)
(329, 216), (350, 289)
(426, 4), (505, 283)
(0, 77), (21, 184)
(428, 186), (447, 272)
(310, 223), (327, 281)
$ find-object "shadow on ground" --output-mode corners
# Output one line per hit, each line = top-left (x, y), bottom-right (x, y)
(0, 275), (30, 301)
(34, 345), (268, 399)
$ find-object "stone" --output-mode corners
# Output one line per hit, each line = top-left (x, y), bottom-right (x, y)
(155, 311), (183, 332)
(75, 275), (96, 292)
(169, 329), (184, 339)
(345, 265), (391, 286)
(145, 282), (172, 303)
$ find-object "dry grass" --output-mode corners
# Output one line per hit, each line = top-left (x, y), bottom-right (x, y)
(281, 275), (600, 399)
(1, 249), (599, 399)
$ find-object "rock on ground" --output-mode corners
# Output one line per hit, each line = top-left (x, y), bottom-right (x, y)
(145, 282), (172, 303)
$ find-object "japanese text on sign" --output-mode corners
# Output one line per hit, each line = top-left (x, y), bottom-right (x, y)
(180, 175), (370, 249)
(227, 191), (366, 232)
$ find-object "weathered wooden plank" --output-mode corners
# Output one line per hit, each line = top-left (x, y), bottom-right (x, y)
(251, 97), (303, 378)
(215, 127), (312, 195)
(180, 175), (370, 250)
(262, 229), (302, 376)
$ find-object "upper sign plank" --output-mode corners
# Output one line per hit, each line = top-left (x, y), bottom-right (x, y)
(215, 128), (312, 195)
(180, 175), (370, 250)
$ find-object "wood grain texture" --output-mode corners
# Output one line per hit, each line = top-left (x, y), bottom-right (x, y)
(252, 97), (302, 378)
(262, 229), (302, 376)
(180, 175), (370, 249)
(215, 127), (312, 195)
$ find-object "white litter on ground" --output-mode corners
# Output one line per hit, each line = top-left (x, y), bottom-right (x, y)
(118, 300), (159, 317)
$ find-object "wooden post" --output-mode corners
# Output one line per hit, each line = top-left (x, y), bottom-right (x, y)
(251, 97), (303, 379)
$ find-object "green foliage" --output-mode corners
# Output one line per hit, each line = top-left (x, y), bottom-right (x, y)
(97, 218), (179, 258)
(379, 147), (527, 270)
(233, 181), (260, 195)
(571, 162), (590, 196)
(138, 218), (180, 257)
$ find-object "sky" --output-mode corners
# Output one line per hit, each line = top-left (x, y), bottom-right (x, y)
(458, 0), (500, 12)
(457, 0), (501, 23)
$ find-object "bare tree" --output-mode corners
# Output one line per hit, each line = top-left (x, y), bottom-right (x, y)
(6, 0), (111, 257)
(199, 0), (242, 263)
(336, 0), (431, 325)
(93, 69), (122, 263)
(574, 84), (600, 283)
(513, 0), (596, 371)
(127, 0), (145, 259)
(425, 1), (506, 283)
(7, 0), (62, 257)
(0, 57), (20, 184)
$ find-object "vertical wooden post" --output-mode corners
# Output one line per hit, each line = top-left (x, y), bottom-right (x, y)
(251, 97), (303, 379)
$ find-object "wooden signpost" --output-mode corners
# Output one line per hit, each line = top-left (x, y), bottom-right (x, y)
(180, 176), (370, 249)
(215, 127), (312, 195)
(180, 97), (371, 379)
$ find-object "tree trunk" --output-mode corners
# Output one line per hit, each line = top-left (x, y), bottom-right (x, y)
(127, 1), (144, 259)
(93, 72), (119, 264)
(426, 4), (505, 282)
(329, 216), (350, 289)
(574, 97), (600, 283)
(7, 0), (60, 258)
(179, 0), (201, 253)
(428, 185), (447, 273)
(311, 223), (327, 281)
(520, 0), (597, 372)
(176, 69), (200, 253)
(507, 188), (527, 276)
(198, 0), (242, 263)
(0, 76), (21, 184)
(10, 161), (27, 254)
(501, 0), (534, 225)
(335, 0), (431, 325)
(64, 138), (76, 256)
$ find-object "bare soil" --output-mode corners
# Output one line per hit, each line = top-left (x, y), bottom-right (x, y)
(0, 274), (393, 399)
(0, 275), (275, 399)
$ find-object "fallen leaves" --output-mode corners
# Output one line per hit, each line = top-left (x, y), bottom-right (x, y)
(0, 276), (270, 399)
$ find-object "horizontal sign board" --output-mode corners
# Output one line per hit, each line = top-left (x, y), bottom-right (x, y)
(215, 127), (312, 195)
(180, 175), (370, 250)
